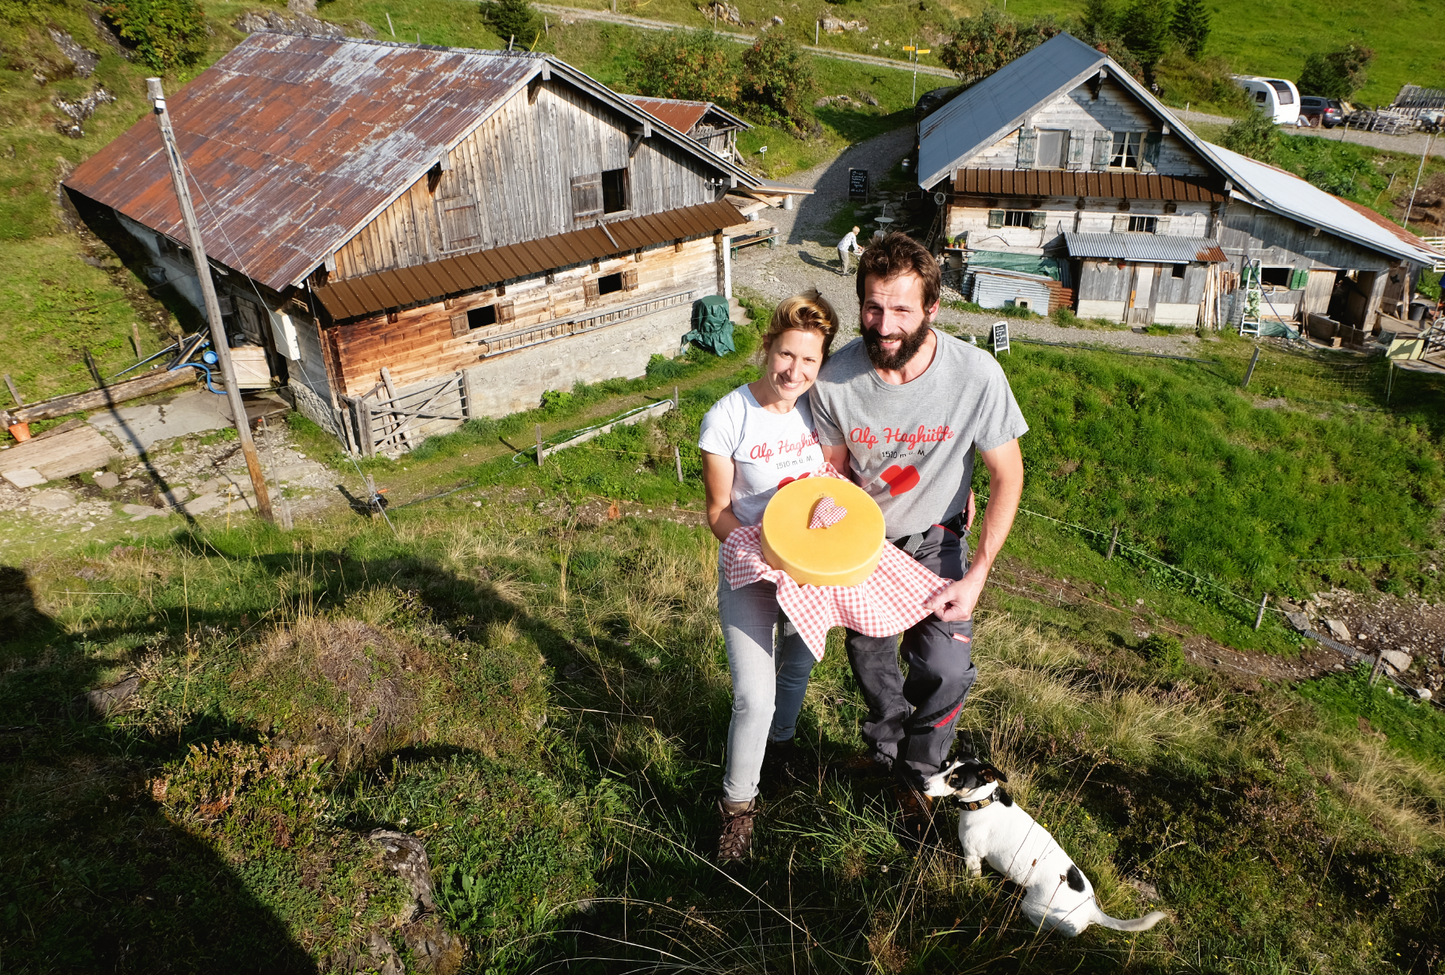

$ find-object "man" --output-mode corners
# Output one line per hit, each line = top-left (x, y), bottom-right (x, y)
(808, 232), (1027, 828)
(837, 226), (862, 275)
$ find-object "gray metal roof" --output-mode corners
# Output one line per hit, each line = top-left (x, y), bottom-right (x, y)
(1063, 233), (1228, 263)
(1209, 144), (1445, 266)
(918, 34), (1107, 190)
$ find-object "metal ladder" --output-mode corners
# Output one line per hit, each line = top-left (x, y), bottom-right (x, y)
(1238, 258), (1263, 337)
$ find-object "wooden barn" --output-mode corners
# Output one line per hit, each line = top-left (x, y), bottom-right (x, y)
(917, 33), (1443, 332)
(621, 94), (751, 162)
(64, 33), (759, 453)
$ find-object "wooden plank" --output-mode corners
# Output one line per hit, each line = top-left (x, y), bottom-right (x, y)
(11, 368), (197, 424)
(2, 425), (118, 481)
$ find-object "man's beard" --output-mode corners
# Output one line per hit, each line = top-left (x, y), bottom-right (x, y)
(862, 320), (931, 371)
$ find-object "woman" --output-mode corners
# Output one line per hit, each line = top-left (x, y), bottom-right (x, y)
(698, 290), (839, 862)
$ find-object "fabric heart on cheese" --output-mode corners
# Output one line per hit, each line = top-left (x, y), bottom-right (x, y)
(808, 496), (847, 530)
(762, 478), (885, 587)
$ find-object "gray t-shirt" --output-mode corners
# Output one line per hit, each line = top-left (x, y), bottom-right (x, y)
(809, 329), (1028, 537)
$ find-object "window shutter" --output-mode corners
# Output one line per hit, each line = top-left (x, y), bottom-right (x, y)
(1030, 211), (1048, 230)
(623, 268), (639, 291)
(497, 300), (516, 324)
(1016, 127), (1037, 169)
(1112, 213), (1130, 233)
(1141, 131), (1163, 173)
(1068, 131), (1086, 168)
(584, 277), (600, 305)
(1155, 215), (1170, 235)
(450, 311), (469, 337)
(987, 210), (1005, 228)
(435, 196), (481, 252)
(1092, 132), (1111, 168)
(571, 173), (603, 223)
(1290, 267), (1309, 290)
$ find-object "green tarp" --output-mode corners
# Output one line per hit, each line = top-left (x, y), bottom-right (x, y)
(966, 250), (1066, 282)
(684, 295), (735, 356)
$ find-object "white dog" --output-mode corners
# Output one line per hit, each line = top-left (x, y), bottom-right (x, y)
(923, 759), (1168, 937)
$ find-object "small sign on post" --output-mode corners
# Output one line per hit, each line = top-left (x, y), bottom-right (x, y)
(991, 320), (1011, 355)
(848, 168), (868, 201)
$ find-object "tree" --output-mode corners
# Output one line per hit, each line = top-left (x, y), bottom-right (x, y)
(1170, 0), (1210, 59)
(1080, 0), (1116, 38)
(102, 0), (207, 70)
(1119, 0), (1172, 78)
(483, 0), (539, 47)
(938, 7), (1061, 85)
(1221, 106), (1278, 163)
(1296, 43), (1375, 100)
(627, 30), (740, 106)
(740, 29), (814, 122)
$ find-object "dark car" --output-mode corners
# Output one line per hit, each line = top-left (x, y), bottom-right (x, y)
(915, 85), (963, 121)
(1299, 96), (1344, 128)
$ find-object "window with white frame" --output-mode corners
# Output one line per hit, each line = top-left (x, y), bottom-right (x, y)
(1035, 130), (1070, 169)
(1128, 215), (1158, 233)
(1110, 131), (1143, 169)
(987, 210), (1047, 229)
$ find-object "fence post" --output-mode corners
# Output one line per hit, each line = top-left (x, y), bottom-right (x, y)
(674, 445), (683, 483)
(460, 370), (476, 419)
(673, 385), (679, 409)
(1242, 346), (1261, 389)
(1386, 359), (1395, 404)
(536, 424), (545, 466)
(1106, 524), (1120, 560)
(1254, 592), (1269, 630)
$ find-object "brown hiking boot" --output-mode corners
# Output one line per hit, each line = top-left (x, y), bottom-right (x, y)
(716, 797), (760, 862)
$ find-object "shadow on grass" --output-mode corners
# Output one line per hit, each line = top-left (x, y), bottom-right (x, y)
(0, 564), (316, 973)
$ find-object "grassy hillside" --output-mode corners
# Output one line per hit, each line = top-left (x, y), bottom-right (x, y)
(6, 335), (1445, 970)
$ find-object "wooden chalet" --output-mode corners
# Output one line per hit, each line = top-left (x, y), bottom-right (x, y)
(64, 34), (759, 453)
(917, 33), (1443, 333)
(621, 95), (751, 162)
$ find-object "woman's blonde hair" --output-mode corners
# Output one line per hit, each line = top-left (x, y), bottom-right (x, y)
(761, 289), (840, 358)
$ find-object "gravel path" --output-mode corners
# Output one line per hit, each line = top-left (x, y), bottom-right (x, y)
(1174, 108), (1445, 158)
(732, 129), (1206, 355)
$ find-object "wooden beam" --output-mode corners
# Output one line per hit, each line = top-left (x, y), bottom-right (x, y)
(12, 368), (197, 425)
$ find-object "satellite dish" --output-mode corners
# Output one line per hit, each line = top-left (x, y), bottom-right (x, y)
(934, 191), (947, 205)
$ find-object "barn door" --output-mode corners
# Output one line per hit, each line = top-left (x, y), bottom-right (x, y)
(435, 195), (481, 252)
(1302, 269), (1335, 319)
(1127, 264), (1156, 325)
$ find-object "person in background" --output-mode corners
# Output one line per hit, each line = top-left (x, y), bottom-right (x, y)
(838, 226), (862, 275)
(699, 290), (840, 862)
(809, 232), (1028, 839)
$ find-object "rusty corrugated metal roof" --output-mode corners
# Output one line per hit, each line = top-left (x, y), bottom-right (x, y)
(1062, 232), (1228, 263)
(620, 94), (751, 135)
(65, 34), (541, 292)
(1336, 197), (1445, 258)
(313, 200), (747, 320)
(954, 169), (1226, 202)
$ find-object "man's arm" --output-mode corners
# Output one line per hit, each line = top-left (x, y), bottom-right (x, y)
(821, 443), (853, 480)
(924, 438), (1023, 622)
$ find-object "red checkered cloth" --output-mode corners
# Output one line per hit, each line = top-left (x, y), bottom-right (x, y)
(719, 526), (951, 661)
(808, 496), (848, 529)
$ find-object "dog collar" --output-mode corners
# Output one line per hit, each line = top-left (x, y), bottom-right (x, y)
(954, 787), (1007, 811)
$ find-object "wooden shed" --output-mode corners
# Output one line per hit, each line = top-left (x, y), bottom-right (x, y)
(64, 33), (758, 453)
(621, 95), (751, 162)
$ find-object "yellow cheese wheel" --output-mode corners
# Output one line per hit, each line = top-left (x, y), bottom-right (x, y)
(760, 477), (886, 588)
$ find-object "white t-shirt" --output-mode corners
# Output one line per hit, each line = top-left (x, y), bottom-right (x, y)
(698, 384), (825, 526)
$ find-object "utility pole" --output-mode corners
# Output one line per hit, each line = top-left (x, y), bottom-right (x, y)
(146, 77), (273, 523)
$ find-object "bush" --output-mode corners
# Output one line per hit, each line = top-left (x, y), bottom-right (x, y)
(483, 0), (539, 46)
(1296, 43), (1375, 101)
(740, 29), (814, 123)
(1118, 0), (1172, 78)
(102, 0), (207, 70)
(939, 7), (1061, 86)
(1221, 106), (1278, 163)
(1153, 48), (1252, 113)
(628, 29), (740, 105)
(1052, 306), (1078, 326)
(1137, 633), (1186, 673)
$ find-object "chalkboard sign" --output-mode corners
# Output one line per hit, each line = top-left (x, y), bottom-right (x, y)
(848, 168), (868, 201)
(991, 320), (1010, 355)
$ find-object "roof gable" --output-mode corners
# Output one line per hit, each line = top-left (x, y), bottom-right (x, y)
(620, 95), (750, 135)
(64, 34), (753, 291)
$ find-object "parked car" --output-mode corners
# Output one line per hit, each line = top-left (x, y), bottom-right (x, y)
(1299, 96), (1344, 128)
(915, 85), (962, 121)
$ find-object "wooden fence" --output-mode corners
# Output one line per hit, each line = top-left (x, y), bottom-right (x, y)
(339, 370), (474, 457)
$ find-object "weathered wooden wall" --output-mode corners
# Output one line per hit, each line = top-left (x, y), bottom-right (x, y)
(1076, 258), (1208, 323)
(967, 79), (1213, 176)
(328, 234), (719, 396)
(945, 200), (1213, 251)
(1217, 203), (1393, 273)
(333, 82), (720, 280)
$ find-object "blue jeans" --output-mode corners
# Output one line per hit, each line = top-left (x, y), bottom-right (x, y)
(719, 573), (817, 803)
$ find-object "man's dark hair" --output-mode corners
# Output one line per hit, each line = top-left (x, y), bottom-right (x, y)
(855, 232), (941, 313)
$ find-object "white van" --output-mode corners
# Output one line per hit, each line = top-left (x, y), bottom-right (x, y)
(1234, 76), (1301, 126)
